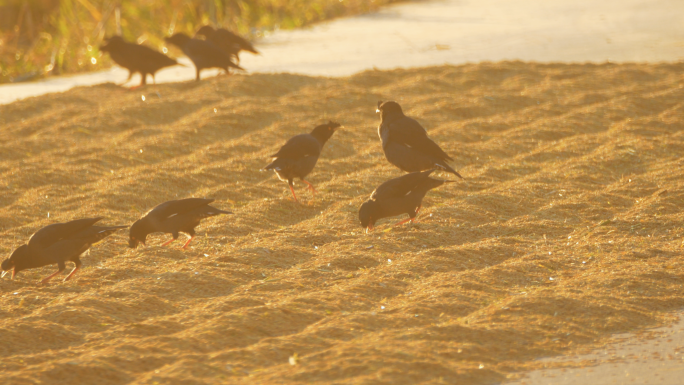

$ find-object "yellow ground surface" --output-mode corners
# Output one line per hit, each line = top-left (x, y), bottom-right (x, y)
(1, 63), (683, 384)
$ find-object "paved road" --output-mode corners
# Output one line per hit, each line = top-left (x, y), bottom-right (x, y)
(1, 0), (683, 104)
(505, 312), (684, 385)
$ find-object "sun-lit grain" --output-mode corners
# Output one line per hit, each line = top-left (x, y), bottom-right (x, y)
(1, 62), (684, 384)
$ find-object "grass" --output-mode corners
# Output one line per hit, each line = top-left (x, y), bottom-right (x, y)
(0, 0), (399, 84)
(1, 63), (684, 383)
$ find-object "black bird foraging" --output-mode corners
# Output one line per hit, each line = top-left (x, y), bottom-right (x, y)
(376, 101), (463, 178)
(100, 36), (180, 87)
(264, 121), (341, 203)
(128, 198), (232, 249)
(195, 25), (259, 64)
(359, 169), (452, 232)
(164, 33), (243, 81)
(1, 218), (126, 284)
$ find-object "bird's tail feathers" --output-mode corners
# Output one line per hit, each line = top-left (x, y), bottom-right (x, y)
(263, 157), (289, 171)
(435, 162), (463, 179)
(208, 207), (233, 215)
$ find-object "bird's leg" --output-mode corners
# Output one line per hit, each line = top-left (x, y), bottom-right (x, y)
(302, 180), (317, 195)
(161, 234), (178, 247)
(411, 205), (422, 223)
(161, 237), (176, 247)
(41, 264), (66, 284)
(288, 182), (299, 203)
(395, 217), (415, 226)
(196, 68), (201, 81)
(120, 70), (133, 86)
(182, 235), (195, 249)
(63, 260), (82, 282)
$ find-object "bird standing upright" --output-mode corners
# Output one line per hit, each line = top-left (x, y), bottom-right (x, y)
(359, 169), (451, 232)
(128, 198), (232, 249)
(376, 101), (463, 178)
(165, 33), (243, 81)
(195, 25), (259, 64)
(100, 36), (180, 87)
(264, 121), (341, 203)
(1, 218), (127, 283)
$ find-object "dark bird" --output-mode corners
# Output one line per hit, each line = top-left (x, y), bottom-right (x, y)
(100, 36), (180, 87)
(195, 25), (259, 64)
(264, 121), (341, 202)
(164, 33), (243, 81)
(376, 101), (463, 178)
(359, 169), (451, 232)
(1, 218), (126, 284)
(128, 198), (232, 249)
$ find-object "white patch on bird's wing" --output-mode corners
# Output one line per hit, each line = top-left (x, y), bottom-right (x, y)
(168, 213), (178, 218)
(274, 167), (281, 171)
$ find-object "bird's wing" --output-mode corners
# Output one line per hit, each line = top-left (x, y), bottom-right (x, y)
(215, 29), (257, 53)
(370, 170), (435, 200)
(378, 122), (391, 150)
(28, 218), (103, 249)
(388, 116), (453, 161)
(73, 225), (128, 244)
(145, 198), (215, 221)
(270, 134), (321, 160)
(185, 40), (232, 61)
(130, 43), (177, 67)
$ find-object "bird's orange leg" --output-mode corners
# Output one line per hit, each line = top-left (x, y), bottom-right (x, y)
(302, 180), (317, 195)
(64, 266), (80, 282)
(182, 236), (195, 249)
(288, 184), (299, 203)
(161, 238), (175, 247)
(41, 269), (65, 284)
(395, 217), (416, 226)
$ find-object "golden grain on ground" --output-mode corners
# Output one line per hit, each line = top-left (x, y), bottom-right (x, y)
(1, 62), (683, 384)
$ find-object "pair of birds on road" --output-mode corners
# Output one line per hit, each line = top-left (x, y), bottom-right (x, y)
(265, 100), (462, 231)
(1, 101), (461, 284)
(100, 25), (258, 85)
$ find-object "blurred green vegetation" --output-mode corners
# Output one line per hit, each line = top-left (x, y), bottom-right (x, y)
(0, 0), (397, 83)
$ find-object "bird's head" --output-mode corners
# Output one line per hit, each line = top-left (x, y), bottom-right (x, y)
(310, 121), (342, 145)
(195, 25), (216, 38)
(358, 200), (379, 233)
(100, 35), (125, 52)
(376, 100), (404, 122)
(1, 245), (28, 279)
(128, 220), (148, 249)
(165, 33), (191, 48)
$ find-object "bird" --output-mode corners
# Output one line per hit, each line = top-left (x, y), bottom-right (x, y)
(264, 121), (341, 202)
(1, 218), (126, 284)
(100, 35), (180, 87)
(376, 101), (463, 178)
(195, 25), (259, 64)
(128, 198), (232, 249)
(359, 169), (451, 232)
(164, 33), (243, 81)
